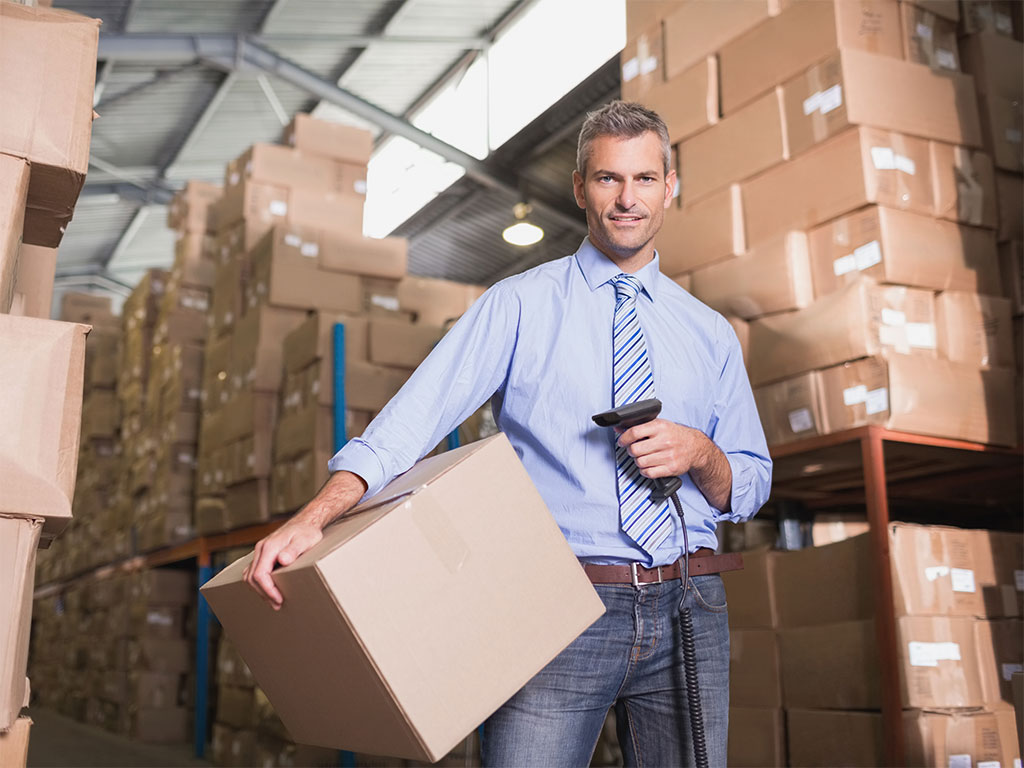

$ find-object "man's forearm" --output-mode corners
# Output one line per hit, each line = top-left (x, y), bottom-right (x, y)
(690, 436), (733, 513)
(293, 470), (368, 530)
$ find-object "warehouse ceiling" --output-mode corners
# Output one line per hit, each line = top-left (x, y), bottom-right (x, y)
(50, 0), (619, 306)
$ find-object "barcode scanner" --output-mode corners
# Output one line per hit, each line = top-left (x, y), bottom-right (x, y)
(592, 397), (709, 768)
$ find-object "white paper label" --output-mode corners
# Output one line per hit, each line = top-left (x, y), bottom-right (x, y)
(996, 12), (1013, 33)
(844, 384), (868, 406)
(1002, 663), (1023, 681)
(229, 171), (240, 186)
(639, 55), (658, 76)
(896, 154), (916, 175)
(1007, 128), (1023, 144)
(948, 756), (972, 768)
(916, 22), (933, 39)
(977, 763), (999, 768)
(803, 84), (843, 116)
(936, 49), (957, 70)
(854, 240), (882, 270)
(788, 407), (814, 433)
(622, 57), (640, 82)
(147, 611), (173, 627)
(951, 567), (976, 593)
(299, 241), (319, 258)
(284, 233), (302, 247)
(269, 199), (288, 216)
(1015, 759), (1022, 768)
(909, 641), (961, 667)
(872, 146), (895, 169)
(865, 387), (889, 415)
(354, 179), (368, 195)
(882, 308), (906, 326)
(371, 295), (400, 311)
(906, 322), (937, 349)
(925, 565), (950, 582)
(1015, 569), (1023, 590)
(833, 253), (857, 276)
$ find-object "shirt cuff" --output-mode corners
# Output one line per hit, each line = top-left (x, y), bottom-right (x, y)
(714, 452), (757, 524)
(326, 438), (387, 500)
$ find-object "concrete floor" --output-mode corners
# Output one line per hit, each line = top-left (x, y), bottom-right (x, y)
(25, 708), (209, 768)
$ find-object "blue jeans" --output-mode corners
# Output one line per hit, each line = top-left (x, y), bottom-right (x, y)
(482, 574), (730, 768)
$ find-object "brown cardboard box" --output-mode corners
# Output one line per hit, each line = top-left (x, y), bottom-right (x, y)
(0, 3), (99, 247)
(638, 55), (718, 145)
(718, 0), (902, 114)
(772, 534), (874, 627)
(818, 355), (1017, 445)
(167, 181), (221, 233)
(975, 618), (1024, 708)
(225, 143), (366, 200)
(217, 684), (258, 730)
(210, 180), (363, 239)
(270, 224), (408, 279)
(396, 276), (485, 326)
(899, 1), (960, 70)
(742, 127), (934, 248)
(209, 260), (242, 338)
(281, 114), (373, 166)
(680, 87), (788, 203)
(810, 513), (870, 545)
(0, 154), (30, 313)
(978, 530), (1024, 618)
(905, 708), (1021, 768)
(231, 305), (307, 392)
(730, 629), (782, 708)
(889, 523), (990, 618)
(224, 478), (270, 529)
(787, 709), (882, 768)
(283, 313), (369, 377)
(930, 142), (998, 228)
(960, 0), (1016, 36)
(0, 517), (40, 730)
(959, 33), (1024, 172)
(211, 723), (256, 768)
(620, 22), (664, 101)
(344, 361), (411, 412)
(808, 206), (1002, 297)
(10, 243), (57, 318)
(658, 184), (745, 273)
(626, 1), (681, 38)
(975, 92), (1024, 173)
(0, 316), (89, 540)
(753, 371), (827, 447)
(747, 279), (937, 386)
(690, 231), (812, 319)
(915, 0), (958, 20)
(173, 230), (215, 288)
(201, 435), (605, 762)
(273, 403), (331, 462)
(722, 547), (778, 629)
(998, 241), (1022, 313)
(996, 171), (1023, 242)
(663, 0), (776, 80)
(0, 717), (31, 767)
(935, 291), (1015, 368)
(221, 391), (278, 445)
(728, 315), (750, 367)
(781, 49), (981, 156)
(368, 317), (443, 369)
(728, 707), (785, 768)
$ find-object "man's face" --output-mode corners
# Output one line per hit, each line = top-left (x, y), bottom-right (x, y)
(572, 131), (676, 263)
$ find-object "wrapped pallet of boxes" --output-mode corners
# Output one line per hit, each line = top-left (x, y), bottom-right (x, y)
(202, 435), (605, 762)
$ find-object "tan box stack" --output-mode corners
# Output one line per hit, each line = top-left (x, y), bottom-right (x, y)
(622, 0), (1017, 450)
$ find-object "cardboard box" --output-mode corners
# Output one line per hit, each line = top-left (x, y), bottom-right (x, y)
(620, 21), (664, 101)
(730, 629), (782, 708)
(960, 0), (1016, 36)
(0, 154), (30, 313)
(999, 241), (1022, 312)
(742, 127), (934, 248)
(273, 403), (332, 462)
(728, 707), (785, 768)
(282, 312), (369, 375)
(772, 534), (874, 627)
(626, 0), (683, 39)
(935, 291), (1015, 368)
(781, 49), (981, 156)
(808, 206), (1002, 297)
(0, 3), (99, 247)
(905, 708), (1021, 768)
(753, 371), (827, 447)
(747, 279), (936, 386)
(718, 0), (902, 114)
(396, 276), (485, 326)
(224, 478), (271, 529)
(281, 114), (373, 165)
(810, 513), (870, 546)
(344, 361), (411, 412)
(638, 55), (718, 145)
(663, 0), (776, 80)
(787, 709), (882, 768)
(680, 87), (788, 203)
(0, 517), (40, 730)
(690, 231), (812, 319)
(167, 181), (221, 233)
(658, 183), (745, 273)
(0, 316), (89, 540)
(930, 142), (998, 228)
(996, 171), (1023, 242)
(268, 224), (408, 280)
(819, 355), (1017, 445)
(977, 530), (1023, 618)
(201, 435), (605, 761)
(899, 1), (960, 70)
(221, 390), (278, 446)
(728, 315), (750, 367)
(10, 243), (57, 318)
(231, 305), (307, 393)
(211, 723), (256, 768)
(210, 180), (363, 240)
(368, 317), (443, 369)
(960, 33), (1024, 172)
(722, 547), (778, 629)
(225, 143), (366, 200)
(0, 717), (31, 767)
(975, 618), (1024, 709)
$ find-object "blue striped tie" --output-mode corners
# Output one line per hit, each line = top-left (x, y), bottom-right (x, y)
(611, 273), (672, 554)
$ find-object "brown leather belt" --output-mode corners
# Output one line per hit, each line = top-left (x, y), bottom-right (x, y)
(583, 549), (744, 586)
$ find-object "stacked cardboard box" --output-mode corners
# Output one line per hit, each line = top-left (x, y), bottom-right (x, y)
(624, 0), (1019, 448)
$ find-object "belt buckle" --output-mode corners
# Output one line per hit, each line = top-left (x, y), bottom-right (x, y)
(630, 562), (662, 587)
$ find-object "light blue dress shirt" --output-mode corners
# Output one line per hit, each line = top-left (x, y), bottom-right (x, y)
(328, 238), (772, 567)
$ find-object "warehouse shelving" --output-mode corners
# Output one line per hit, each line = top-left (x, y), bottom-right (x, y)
(768, 425), (1023, 767)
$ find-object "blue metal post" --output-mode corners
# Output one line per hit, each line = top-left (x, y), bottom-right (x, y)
(194, 563), (213, 758)
(446, 428), (461, 451)
(333, 323), (348, 452)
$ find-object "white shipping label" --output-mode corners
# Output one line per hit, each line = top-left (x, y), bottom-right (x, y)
(284, 233), (302, 247)
(1007, 128), (1022, 144)
(996, 12), (1013, 33)
(916, 22), (933, 39)
(833, 253), (858, 276)
(895, 154), (916, 175)
(1015, 759), (1022, 768)
(977, 763), (1000, 768)
(371, 295), (400, 311)
(1015, 569), (1023, 590)
(881, 308), (906, 326)
(788, 408), (814, 433)
(865, 387), (889, 415)
(872, 146), (896, 169)
(639, 55), (659, 76)
(300, 242), (319, 258)
(854, 240), (882, 271)
(802, 84), (843, 116)
(906, 323), (937, 349)
(926, 565), (951, 582)
(936, 49), (957, 70)
(354, 179), (368, 195)
(1002, 663), (1023, 681)
(269, 200), (288, 216)
(950, 568), (976, 593)
(622, 57), (640, 82)
(948, 756), (971, 768)
(843, 384), (868, 406)
(909, 641), (961, 667)
(147, 611), (173, 627)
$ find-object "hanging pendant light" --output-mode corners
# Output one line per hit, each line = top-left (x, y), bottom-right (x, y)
(502, 202), (544, 247)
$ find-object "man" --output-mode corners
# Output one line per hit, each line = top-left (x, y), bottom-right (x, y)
(245, 101), (771, 767)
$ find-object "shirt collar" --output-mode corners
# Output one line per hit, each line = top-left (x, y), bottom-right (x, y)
(574, 237), (662, 302)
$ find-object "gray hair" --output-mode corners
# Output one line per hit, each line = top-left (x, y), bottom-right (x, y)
(576, 100), (671, 178)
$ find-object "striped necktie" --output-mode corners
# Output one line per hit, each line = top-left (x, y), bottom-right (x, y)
(611, 273), (672, 554)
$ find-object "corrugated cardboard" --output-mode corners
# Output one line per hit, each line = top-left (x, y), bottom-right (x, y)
(201, 435), (605, 762)
(626, 1), (682, 38)
(722, 547), (778, 629)
(960, 33), (1024, 172)
(975, 618), (1024, 709)
(786, 709), (882, 768)
(0, 154), (30, 313)
(620, 21), (664, 101)
(167, 181), (221, 233)
(718, 0), (902, 114)
(0, 717), (31, 767)
(899, 1), (960, 71)
(0, 3), (99, 247)
(996, 171), (1023, 242)
(210, 180), (363, 240)
(225, 143), (366, 199)
(960, 0), (1017, 35)
(0, 517), (40, 730)
(728, 707), (785, 768)
(747, 279), (936, 386)
(281, 114), (373, 165)
(231, 305), (307, 393)
(808, 206), (1002, 297)
(742, 127), (933, 248)
(915, 0), (958, 21)
(810, 512), (870, 546)
(976, 530), (1023, 619)
(998, 241), (1022, 313)
(344, 361), (412, 412)
(680, 87), (788, 203)
(0, 316), (89, 539)
(638, 55), (718, 145)
(690, 231), (812, 319)
(396, 276), (484, 326)
(905, 708), (1021, 768)
(221, 390), (278, 446)
(753, 371), (827, 447)
(224, 477), (271, 529)
(283, 313), (368, 376)
(10, 243), (57, 318)
(730, 629), (782, 708)
(268, 224), (408, 280)
(781, 49), (981, 156)
(818, 354), (1017, 446)
(368, 317), (443, 369)
(772, 534), (874, 627)
(658, 183), (745, 274)
(930, 142), (997, 228)
(935, 291), (1015, 368)
(663, 0), (776, 80)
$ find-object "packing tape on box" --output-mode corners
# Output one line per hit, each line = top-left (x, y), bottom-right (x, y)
(410, 493), (469, 574)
